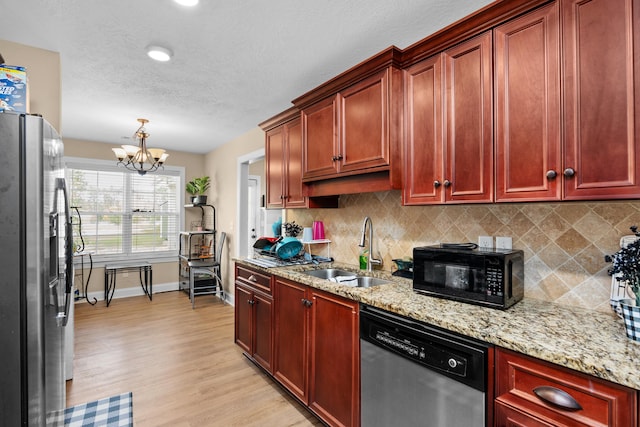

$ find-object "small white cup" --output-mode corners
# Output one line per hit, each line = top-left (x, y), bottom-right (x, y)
(302, 227), (313, 242)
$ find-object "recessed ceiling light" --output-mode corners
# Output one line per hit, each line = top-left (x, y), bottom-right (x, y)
(146, 45), (173, 62)
(174, 0), (199, 6)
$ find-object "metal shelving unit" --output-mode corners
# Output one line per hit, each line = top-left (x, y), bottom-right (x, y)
(178, 204), (218, 299)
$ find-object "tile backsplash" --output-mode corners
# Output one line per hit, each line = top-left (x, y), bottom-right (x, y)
(287, 191), (640, 312)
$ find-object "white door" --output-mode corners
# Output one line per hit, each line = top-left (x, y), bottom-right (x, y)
(247, 176), (260, 257)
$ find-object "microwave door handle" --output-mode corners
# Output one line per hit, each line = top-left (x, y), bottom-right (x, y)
(507, 260), (513, 299)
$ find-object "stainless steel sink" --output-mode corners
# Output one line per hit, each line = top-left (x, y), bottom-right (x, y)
(303, 269), (355, 280)
(354, 276), (390, 288)
(301, 268), (391, 288)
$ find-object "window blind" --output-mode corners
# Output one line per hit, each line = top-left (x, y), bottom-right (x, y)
(64, 157), (184, 263)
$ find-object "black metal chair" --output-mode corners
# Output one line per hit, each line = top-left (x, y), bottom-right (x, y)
(189, 231), (226, 308)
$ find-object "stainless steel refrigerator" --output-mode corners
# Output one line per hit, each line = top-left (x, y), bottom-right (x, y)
(0, 112), (73, 425)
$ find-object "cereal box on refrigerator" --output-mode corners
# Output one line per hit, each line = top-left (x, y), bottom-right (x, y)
(0, 65), (27, 113)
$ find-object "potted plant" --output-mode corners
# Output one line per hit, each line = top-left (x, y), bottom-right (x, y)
(605, 225), (640, 341)
(186, 176), (210, 205)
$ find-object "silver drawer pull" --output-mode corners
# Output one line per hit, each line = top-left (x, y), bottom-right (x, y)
(248, 274), (258, 282)
(533, 386), (582, 411)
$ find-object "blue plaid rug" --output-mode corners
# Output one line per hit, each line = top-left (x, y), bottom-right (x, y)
(63, 392), (133, 426)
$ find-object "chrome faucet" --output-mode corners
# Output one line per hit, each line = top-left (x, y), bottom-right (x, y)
(359, 216), (383, 271)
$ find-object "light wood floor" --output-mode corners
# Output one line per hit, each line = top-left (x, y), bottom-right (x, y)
(66, 291), (323, 426)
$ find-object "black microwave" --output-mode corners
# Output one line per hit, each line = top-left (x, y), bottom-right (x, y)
(412, 244), (524, 309)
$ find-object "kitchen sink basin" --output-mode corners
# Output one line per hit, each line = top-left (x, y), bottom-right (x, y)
(353, 276), (391, 288)
(301, 268), (391, 288)
(303, 268), (355, 280)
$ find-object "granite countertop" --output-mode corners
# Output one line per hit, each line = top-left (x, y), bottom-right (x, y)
(235, 259), (640, 390)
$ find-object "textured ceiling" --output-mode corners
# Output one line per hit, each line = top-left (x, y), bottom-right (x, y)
(0, 0), (492, 154)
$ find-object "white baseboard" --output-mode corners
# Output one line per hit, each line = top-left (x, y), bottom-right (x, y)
(75, 281), (235, 306)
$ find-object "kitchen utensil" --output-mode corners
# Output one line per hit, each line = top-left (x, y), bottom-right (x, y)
(312, 221), (325, 240)
(253, 237), (278, 249)
(302, 227), (313, 242)
(392, 258), (413, 271)
(276, 236), (303, 259)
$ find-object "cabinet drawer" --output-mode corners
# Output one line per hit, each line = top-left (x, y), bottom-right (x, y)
(495, 348), (636, 426)
(235, 264), (271, 294)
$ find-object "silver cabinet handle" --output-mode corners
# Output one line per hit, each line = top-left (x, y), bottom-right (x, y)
(248, 275), (257, 282)
(546, 170), (557, 180)
(434, 180), (441, 188)
(533, 386), (583, 411)
(443, 179), (451, 188)
(563, 167), (576, 178)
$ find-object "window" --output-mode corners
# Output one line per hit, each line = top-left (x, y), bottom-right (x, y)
(64, 157), (184, 263)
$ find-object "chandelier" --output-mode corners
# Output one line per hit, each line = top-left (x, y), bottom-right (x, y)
(112, 118), (169, 175)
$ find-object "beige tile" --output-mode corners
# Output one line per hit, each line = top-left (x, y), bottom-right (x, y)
(555, 258), (588, 289)
(573, 212), (614, 244)
(539, 273), (571, 300)
(538, 212), (570, 241)
(555, 229), (590, 256)
(555, 203), (590, 224)
(573, 244), (607, 275)
(537, 242), (569, 270)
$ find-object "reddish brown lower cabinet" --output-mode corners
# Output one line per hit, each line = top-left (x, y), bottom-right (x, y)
(234, 264), (273, 373)
(495, 348), (637, 427)
(273, 277), (360, 427)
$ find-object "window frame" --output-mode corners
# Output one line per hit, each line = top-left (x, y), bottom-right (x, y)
(64, 156), (185, 265)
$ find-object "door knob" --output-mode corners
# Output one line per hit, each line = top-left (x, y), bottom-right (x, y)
(546, 170), (557, 180)
(563, 168), (575, 178)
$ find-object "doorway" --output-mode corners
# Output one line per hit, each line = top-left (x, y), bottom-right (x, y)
(236, 149), (283, 259)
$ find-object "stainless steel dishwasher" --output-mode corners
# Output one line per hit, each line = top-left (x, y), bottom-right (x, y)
(360, 304), (491, 426)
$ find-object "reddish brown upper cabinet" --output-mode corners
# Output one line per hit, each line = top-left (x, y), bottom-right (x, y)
(264, 111), (307, 209)
(302, 69), (394, 181)
(496, 0), (640, 202)
(404, 31), (493, 204)
(495, 347), (637, 427)
(562, 0), (640, 200)
(494, 2), (562, 202)
(273, 277), (359, 427)
(262, 109), (338, 209)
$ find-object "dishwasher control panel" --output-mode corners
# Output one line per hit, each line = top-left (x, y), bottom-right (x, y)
(359, 304), (490, 392)
(371, 327), (468, 377)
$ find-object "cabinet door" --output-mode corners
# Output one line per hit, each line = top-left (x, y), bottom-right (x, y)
(234, 283), (253, 354)
(562, 0), (640, 199)
(308, 290), (359, 427)
(338, 70), (390, 174)
(302, 97), (338, 180)
(495, 2), (561, 202)
(265, 126), (285, 208)
(443, 31), (494, 203)
(403, 54), (444, 205)
(273, 278), (308, 403)
(252, 291), (273, 373)
(284, 118), (307, 208)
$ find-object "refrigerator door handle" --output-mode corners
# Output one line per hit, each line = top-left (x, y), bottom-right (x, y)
(57, 177), (73, 326)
